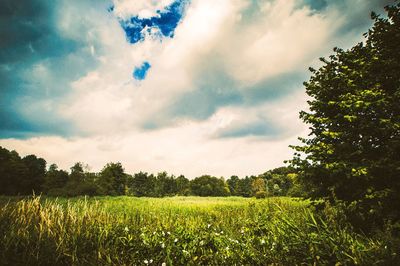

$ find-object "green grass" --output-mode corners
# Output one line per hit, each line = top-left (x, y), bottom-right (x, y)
(0, 196), (397, 265)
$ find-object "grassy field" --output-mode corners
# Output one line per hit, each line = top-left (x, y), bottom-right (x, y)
(0, 196), (396, 265)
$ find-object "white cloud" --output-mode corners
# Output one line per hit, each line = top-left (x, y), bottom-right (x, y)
(112, 0), (175, 20)
(2, 0), (383, 177)
(0, 125), (306, 178)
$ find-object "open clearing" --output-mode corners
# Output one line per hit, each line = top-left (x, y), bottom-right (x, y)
(0, 196), (391, 265)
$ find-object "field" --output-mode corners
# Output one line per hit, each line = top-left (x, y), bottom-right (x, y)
(0, 196), (396, 265)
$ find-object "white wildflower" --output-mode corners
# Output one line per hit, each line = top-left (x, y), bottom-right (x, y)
(162, 263), (166, 266)
(124, 226), (129, 232)
(260, 239), (265, 245)
(174, 238), (178, 243)
(144, 259), (149, 264)
(161, 243), (165, 248)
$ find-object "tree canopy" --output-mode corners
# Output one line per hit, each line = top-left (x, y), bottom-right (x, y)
(0, 146), (296, 198)
(290, 3), (400, 230)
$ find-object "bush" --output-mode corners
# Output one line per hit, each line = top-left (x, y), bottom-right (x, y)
(255, 191), (267, 199)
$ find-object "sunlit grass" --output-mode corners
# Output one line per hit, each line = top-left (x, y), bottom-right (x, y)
(0, 196), (395, 265)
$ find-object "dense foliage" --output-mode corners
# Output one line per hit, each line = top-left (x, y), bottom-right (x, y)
(0, 146), (297, 198)
(290, 3), (400, 231)
(0, 146), (46, 195)
(0, 196), (398, 265)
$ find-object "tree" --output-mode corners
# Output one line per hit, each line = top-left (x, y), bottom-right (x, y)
(290, 3), (400, 230)
(129, 172), (155, 197)
(0, 147), (47, 195)
(235, 176), (254, 197)
(98, 162), (127, 196)
(42, 164), (69, 195)
(190, 175), (230, 196)
(21, 155), (46, 194)
(63, 162), (97, 196)
(176, 175), (190, 195)
(251, 177), (266, 195)
(227, 175), (240, 196)
(0, 147), (26, 195)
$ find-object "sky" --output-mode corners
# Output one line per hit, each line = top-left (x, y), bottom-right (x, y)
(0, 0), (393, 178)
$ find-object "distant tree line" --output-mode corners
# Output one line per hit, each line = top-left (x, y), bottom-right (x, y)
(0, 146), (300, 197)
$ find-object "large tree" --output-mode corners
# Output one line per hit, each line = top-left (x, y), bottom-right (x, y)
(290, 3), (400, 229)
(190, 175), (230, 196)
(98, 162), (127, 196)
(42, 164), (69, 195)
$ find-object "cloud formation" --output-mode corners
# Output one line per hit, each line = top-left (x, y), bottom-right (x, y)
(0, 0), (393, 177)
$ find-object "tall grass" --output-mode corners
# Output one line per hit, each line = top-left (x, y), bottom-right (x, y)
(0, 196), (397, 265)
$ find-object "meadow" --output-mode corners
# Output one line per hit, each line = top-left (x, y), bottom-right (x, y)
(0, 196), (396, 265)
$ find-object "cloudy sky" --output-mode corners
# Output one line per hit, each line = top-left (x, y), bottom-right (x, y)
(0, 0), (392, 177)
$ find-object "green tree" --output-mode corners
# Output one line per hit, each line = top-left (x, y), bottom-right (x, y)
(129, 172), (155, 197)
(227, 175), (240, 196)
(42, 164), (69, 195)
(290, 3), (400, 230)
(251, 177), (266, 195)
(21, 155), (46, 194)
(235, 176), (254, 197)
(98, 162), (127, 196)
(176, 175), (190, 195)
(190, 175), (230, 196)
(64, 162), (97, 196)
(0, 147), (26, 195)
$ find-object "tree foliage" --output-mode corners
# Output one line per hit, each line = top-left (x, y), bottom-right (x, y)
(0, 147), (46, 195)
(290, 3), (400, 229)
(190, 175), (230, 196)
(98, 163), (127, 196)
(0, 146), (297, 198)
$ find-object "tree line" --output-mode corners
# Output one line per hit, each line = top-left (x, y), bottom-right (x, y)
(0, 146), (300, 197)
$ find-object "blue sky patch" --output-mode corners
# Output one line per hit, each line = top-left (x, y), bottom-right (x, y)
(133, 62), (151, 80)
(118, 0), (188, 44)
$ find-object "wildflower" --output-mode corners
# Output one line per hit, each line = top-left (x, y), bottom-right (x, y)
(124, 226), (129, 232)
(162, 263), (166, 266)
(220, 230), (223, 234)
(240, 229), (244, 234)
(150, 259), (153, 263)
(207, 224), (211, 228)
(214, 232), (220, 236)
(161, 243), (165, 248)
(144, 259), (149, 264)
(174, 238), (178, 243)
(260, 239), (265, 245)
(167, 231), (171, 235)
